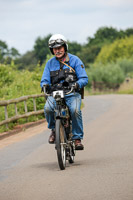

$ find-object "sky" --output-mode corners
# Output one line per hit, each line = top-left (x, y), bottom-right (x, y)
(0, 0), (133, 55)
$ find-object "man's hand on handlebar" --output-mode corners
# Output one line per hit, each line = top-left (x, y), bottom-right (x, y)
(73, 82), (79, 90)
(42, 84), (51, 94)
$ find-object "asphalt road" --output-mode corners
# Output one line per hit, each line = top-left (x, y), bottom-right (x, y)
(0, 95), (133, 200)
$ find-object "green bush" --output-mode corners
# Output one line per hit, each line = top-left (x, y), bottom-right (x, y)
(0, 64), (14, 88)
(86, 63), (125, 89)
(116, 57), (133, 75)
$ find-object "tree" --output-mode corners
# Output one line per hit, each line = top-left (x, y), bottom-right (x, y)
(84, 26), (133, 64)
(125, 28), (133, 37)
(94, 27), (119, 42)
(34, 34), (52, 65)
(15, 50), (38, 71)
(77, 45), (101, 65)
(87, 27), (120, 47)
(3, 48), (21, 65)
(0, 40), (21, 64)
(67, 41), (82, 55)
(0, 40), (8, 62)
(95, 36), (133, 64)
(10, 48), (20, 59)
(82, 27), (120, 64)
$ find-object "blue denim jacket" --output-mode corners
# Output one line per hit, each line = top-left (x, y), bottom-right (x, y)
(40, 53), (88, 89)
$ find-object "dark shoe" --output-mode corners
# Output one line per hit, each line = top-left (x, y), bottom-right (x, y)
(75, 139), (84, 150)
(48, 130), (55, 144)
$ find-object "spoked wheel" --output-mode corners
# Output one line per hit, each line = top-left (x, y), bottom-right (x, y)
(55, 119), (66, 170)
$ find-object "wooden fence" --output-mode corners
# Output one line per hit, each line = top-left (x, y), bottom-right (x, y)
(91, 81), (120, 91)
(0, 94), (45, 128)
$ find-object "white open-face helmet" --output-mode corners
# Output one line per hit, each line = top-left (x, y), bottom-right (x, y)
(48, 34), (68, 55)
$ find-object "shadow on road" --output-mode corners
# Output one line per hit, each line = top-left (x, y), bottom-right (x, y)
(31, 161), (82, 171)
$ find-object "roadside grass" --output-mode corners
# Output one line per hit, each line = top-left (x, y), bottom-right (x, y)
(85, 87), (117, 96)
(117, 78), (133, 94)
(85, 79), (133, 95)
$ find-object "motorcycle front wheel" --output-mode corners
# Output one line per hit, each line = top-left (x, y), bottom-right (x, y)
(55, 119), (66, 170)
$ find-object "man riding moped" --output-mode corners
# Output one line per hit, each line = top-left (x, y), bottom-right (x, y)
(40, 34), (88, 150)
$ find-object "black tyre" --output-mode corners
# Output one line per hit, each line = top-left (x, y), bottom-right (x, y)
(55, 119), (66, 170)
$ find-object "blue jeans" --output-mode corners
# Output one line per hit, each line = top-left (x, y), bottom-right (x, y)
(44, 92), (84, 140)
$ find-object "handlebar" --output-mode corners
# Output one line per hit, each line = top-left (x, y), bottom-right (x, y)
(42, 83), (75, 97)
(43, 84), (51, 97)
(65, 86), (74, 95)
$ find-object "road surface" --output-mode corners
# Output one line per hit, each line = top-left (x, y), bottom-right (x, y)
(0, 94), (133, 200)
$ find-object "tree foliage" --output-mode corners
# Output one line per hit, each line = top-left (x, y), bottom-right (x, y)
(15, 51), (38, 71)
(77, 45), (101, 66)
(67, 41), (82, 55)
(81, 26), (133, 64)
(9, 48), (20, 58)
(0, 40), (8, 55)
(116, 57), (133, 76)
(87, 27), (120, 47)
(0, 40), (20, 65)
(0, 65), (14, 88)
(95, 36), (133, 64)
(0, 40), (8, 62)
(77, 27), (121, 64)
(34, 34), (52, 65)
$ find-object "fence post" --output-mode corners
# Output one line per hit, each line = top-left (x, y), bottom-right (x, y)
(92, 81), (95, 93)
(24, 100), (28, 122)
(24, 101), (27, 113)
(33, 98), (36, 112)
(5, 106), (8, 129)
(14, 103), (18, 115)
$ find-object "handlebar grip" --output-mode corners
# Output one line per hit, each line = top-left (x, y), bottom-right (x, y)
(42, 84), (51, 96)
